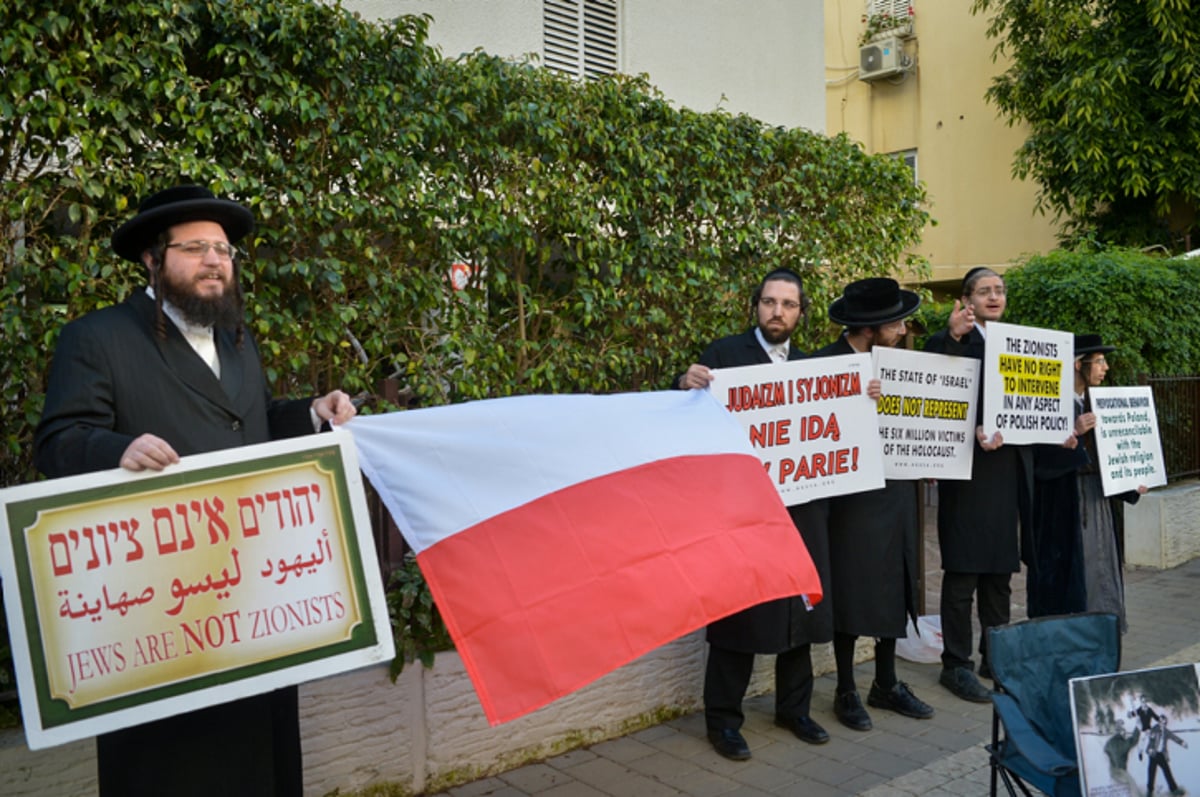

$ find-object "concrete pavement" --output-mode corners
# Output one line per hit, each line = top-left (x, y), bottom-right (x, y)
(434, 558), (1200, 797)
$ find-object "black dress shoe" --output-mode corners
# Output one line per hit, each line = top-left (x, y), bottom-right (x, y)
(707, 728), (751, 760)
(939, 666), (992, 703)
(833, 690), (873, 731)
(867, 681), (934, 719)
(775, 714), (830, 744)
(978, 660), (993, 681)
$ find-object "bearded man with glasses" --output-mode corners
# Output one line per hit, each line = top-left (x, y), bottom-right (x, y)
(675, 267), (834, 760)
(34, 184), (357, 796)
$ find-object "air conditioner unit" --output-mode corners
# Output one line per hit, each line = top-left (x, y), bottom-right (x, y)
(859, 37), (906, 82)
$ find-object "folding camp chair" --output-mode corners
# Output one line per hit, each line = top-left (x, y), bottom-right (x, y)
(987, 612), (1121, 797)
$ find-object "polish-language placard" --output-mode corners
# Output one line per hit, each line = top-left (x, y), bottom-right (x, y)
(1088, 386), (1169, 496)
(872, 347), (980, 480)
(982, 321), (1075, 444)
(0, 432), (392, 749)
(707, 354), (885, 504)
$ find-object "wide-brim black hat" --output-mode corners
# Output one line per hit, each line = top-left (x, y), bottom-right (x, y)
(1075, 333), (1116, 356)
(112, 185), (255, 262)
(828, 277), (921, 326)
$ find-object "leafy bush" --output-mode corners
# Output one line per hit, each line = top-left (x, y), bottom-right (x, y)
(1, 0), (928, 695)
(1003, 250), (1200, 384)
(387, 554), (454, 678)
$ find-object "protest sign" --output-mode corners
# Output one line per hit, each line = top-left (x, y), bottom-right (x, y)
(1071, 663), (1200, 797)
(872, 347), (979, 480)
(0, 432), (392, 749)
(982, 321), (1074, 444)
(1088, 386), (1169, 496)
(708, 353), (885, 504)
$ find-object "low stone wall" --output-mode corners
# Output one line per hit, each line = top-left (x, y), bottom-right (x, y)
(0, 632), (842, 796)
(1124, 479), (1200, 569)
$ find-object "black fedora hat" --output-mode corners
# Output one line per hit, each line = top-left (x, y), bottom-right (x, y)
(111, 185), (254, 262)
(1075, 333), (1116, 357)
(828, 277), (920, 327)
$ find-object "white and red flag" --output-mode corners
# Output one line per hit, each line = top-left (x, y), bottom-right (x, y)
(347, 389), (819, 725)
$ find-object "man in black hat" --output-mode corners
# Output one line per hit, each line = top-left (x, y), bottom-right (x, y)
(675, 267), (834, 760)
(813, 278), (934, 731)
(34, 185), (357, 796)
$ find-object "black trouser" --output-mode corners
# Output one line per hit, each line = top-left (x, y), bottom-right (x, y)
(704, 643), (813, 731)
(940, 571), (1011, 671)
(97, 688), (302, 797)
(834, 632), (898, 693)
(1148, 752), (1180, 794)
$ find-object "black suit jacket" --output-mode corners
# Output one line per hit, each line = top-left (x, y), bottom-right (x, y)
(925, 325), (1033, 573)
(814, 336), (919, 638)
(686, 329), (833, 653)
(35, 290), (313, 477)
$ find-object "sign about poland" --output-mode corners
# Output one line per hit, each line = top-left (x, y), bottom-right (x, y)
(982, 321), (1074, 444)
(872, 347), (980, 480)
(0, 432), (392, 750)
(707, 353), (885, 504)
(1088, 386), (1168, 496)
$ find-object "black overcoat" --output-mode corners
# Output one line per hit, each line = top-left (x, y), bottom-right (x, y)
(924, 326), (1033, 574)
(814, 336), (919, 638)
(686, 329), (834, 653)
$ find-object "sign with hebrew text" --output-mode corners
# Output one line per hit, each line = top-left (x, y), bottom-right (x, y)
(0, 432), (392, 749)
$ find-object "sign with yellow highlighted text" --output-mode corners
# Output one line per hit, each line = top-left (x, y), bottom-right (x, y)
(982, 321), (1074, 444)
(0, 432), (393, 749)
(872, 347), (979, 480)
(707, 354), (885, 505)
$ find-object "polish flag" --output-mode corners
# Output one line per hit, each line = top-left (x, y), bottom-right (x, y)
(347, 390), (820, 725)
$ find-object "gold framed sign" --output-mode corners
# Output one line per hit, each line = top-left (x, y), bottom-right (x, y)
(0, 432), (393, 749)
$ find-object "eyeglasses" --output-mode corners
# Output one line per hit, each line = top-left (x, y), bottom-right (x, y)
(166, 240), (238, 260)
(1084, 356), (1108, 366)
(971, 285), (1006, 298)
(759, 297), (807, 312)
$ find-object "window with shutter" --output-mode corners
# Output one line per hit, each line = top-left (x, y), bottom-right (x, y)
(544, 0), (618, 80)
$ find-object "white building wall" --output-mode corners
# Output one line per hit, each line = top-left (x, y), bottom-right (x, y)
(345, 0), (825, 131)
(623, 0), (824, 131)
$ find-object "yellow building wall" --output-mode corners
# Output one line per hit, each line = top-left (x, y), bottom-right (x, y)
(825, 0), (1061, 290)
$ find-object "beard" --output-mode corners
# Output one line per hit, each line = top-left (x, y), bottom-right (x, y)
(759, 322), (796, 344)
(156, 265), (244, 328)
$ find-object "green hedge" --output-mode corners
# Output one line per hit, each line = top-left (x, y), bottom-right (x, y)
(1, 0), (929, 722)
(1003, 250), (1200, 385)
(1, 0), (928, 487)
(912, 251), (1200, 385)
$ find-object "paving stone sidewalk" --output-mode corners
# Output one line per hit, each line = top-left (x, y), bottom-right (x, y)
(436, 558), (1200, 797)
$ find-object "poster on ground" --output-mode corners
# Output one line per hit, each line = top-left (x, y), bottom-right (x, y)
(0, 432), (392, 749)
(1071, 663), (1200, 797)
(872, 347), (980, 480)
(707, 353), (884, 504)
(982, 321), (1074, 444)
(1088, 386), (1169, 496)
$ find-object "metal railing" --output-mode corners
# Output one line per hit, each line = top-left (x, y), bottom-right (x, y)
(1144, 374), (1200, 482)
